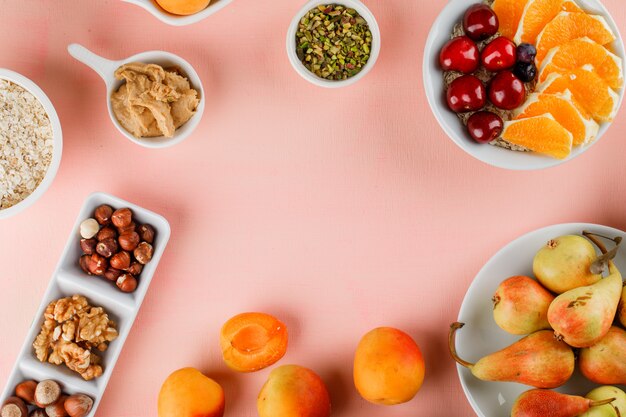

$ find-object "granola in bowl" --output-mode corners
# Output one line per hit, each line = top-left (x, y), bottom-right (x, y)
(0, 79), (54, 210)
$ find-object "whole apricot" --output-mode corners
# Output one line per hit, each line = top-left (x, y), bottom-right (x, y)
(353, 327), (425, 405)
(158, 367), (225, 417)
(155, 0), (211, 15)
(257, 365), (331, 417)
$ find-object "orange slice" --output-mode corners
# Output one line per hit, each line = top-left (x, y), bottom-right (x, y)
(536, 12), (616, 63)
(501, 115), (573, 159)
(539, 37), (623, 89)
(514, 0), (573, 44)
(537, 71), (619, 121)
(562, 0), (583, 12)
(220, 312), (288, 372)
(492, 0), (530, 39)
(515, 92), (599, 146)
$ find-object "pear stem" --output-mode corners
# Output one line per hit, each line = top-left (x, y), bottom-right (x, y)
(449, 322), (475, 368)
(583, 231), (610, 254)
(614, 404), (622, 417)
(590, 398), (616, 407)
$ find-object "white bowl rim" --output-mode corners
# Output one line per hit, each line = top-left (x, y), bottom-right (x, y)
(456, 222), (626, 416)
(423, 0), (625, 170)
(286, 0), (381, 88)
(68, 44), (205, 149)
(121, 0), (234, 26)
(0, 69), (63, 219)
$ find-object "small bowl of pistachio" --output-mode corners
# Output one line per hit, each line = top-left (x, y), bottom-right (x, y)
(287, 0), (380, 88)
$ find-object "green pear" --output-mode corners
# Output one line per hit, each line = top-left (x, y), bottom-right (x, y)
(533, 235), (601, 294)
(580, 326), (626, 385)
(448, 323), (574, 388)
(580, 386), (626, 417)
(547, 261), (622, 348)
(493, 276), (554, 335)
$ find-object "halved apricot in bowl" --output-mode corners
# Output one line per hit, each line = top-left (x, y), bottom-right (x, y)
(220, 312), (288, 372)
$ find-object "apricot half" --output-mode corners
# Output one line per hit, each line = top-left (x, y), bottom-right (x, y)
(353, 327), (425, 405)
(155, 0), (211, 15)
(257, 365), (331, 417)
(158, 367), (225, 417)
(220, 312), (288, 372)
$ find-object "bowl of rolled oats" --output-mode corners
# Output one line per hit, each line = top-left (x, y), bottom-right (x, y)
(0, 69), (62, 219)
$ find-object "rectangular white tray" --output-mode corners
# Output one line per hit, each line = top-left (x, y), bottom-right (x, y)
(0, 192), (171, 416)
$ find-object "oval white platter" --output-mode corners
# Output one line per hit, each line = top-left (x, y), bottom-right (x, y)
(0, 192), (171, 416)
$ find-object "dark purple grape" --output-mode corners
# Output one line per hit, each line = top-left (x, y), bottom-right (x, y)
(514, 61), (537, 83)
(517, 43), (537, 64)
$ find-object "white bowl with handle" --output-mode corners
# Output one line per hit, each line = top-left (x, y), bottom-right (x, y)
(423, 0), (625, 170)
(0, 69), (63, 220)
(121, 0), (234, 26)
(68, 43), (205, 149)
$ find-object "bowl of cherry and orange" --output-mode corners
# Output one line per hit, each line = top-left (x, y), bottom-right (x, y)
(423, 0), (625, 170)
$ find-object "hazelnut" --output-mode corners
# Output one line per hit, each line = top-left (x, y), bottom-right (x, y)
(63, 395), (93, 417)
(104, 267), (122, 282)
(127, 262), (143, 276)
(96, 238), (118, 258)
(14, 380), (37, 404)
(1, 397), (27, 417)
(134, 242), (153, 265)
(79, 239), (97, 255)
(88, 254), (107, 276)
(94, 204), (113, 225)
(110, 251), (131, 270)
(111, 208), (132, 229)
(116, 274), (138, 293)
(138, 224), (155, 244)
(34, 380), (61, 407)
(118, 232), (139, 251)
(29, 410), (46, 417)
(79, 219), (99, 239)
(78, 255), (92, 275)
(116, 222), (136, 235)
(96, 226), (117, 242)
(45, 396), (68, 417)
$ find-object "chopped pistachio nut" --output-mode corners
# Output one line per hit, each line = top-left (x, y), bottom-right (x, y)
(296, 4), (373, 80)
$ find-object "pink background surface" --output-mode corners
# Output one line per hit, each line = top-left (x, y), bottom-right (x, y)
(1, 0), (626, 416)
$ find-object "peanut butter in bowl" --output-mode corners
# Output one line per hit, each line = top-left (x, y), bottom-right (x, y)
(110, 62), (199, 138)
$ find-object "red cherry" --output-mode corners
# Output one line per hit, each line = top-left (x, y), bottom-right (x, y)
(481, 37), (517, 71)
(446, 75), (486, 113)
(489, 70), (525, 110)
(463, 4), (499, 41)
(439, 36), (479, 74)
(467, 111), (504, 143)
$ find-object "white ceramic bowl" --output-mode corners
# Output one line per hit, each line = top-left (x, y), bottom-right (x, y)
(423, 0), (625, 170)
(121, 0), (234, 26)
(0, 69), (63, 220)
(286, 0), (381, 88)
(456, 223), (626, 417)
(68, 43), (205, 149)
(0, 192), (171, 417)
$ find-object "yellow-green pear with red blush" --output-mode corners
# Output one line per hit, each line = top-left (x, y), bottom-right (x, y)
(533, 235), (601, 294)
(449, 323), (574, 388)
(547, 260), (622, 348)
(579, 326), (626, 385)
(619, 285), (626, 328)
(493, 275), (554, 335)
(580, 386), (626, 417)
(512, 389), (615, 417)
